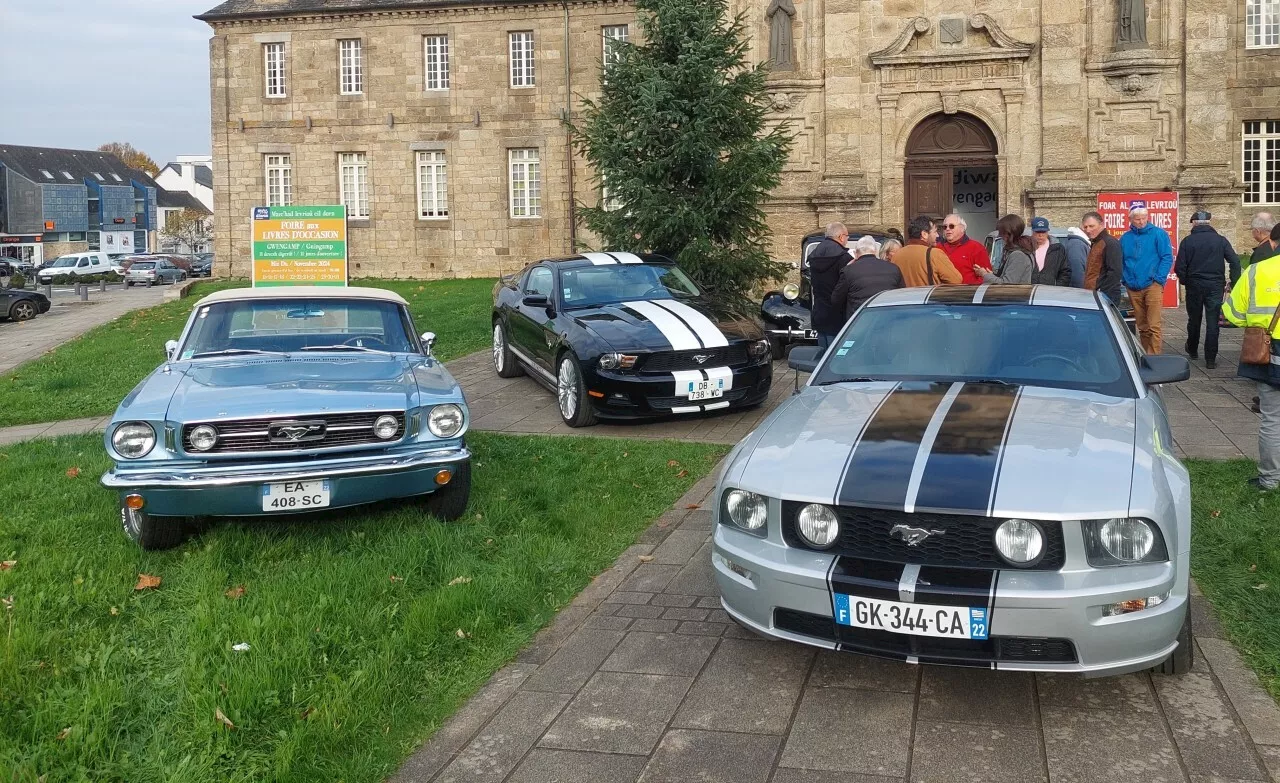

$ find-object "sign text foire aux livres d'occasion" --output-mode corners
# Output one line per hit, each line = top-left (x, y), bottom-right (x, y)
(251, 205), (347, 287)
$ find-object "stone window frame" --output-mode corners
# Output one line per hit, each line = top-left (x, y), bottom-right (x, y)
(338, 38), (364, 96)
(338, 151), (372, 221)
(1246, 0), (1280, 48)
(264, 41), (288, 98)
(509, 30), (536, 88)
(424, 33), (451, 91)
(603, 24), (629, 69)
(508, 147), (542, 219)
(415, 148), (449, 220)
(1243, 120), (1280, 205)
(264, 153), (293, 207)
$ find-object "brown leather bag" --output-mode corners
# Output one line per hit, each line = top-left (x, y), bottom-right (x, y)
(1241, 301), (1280, 365)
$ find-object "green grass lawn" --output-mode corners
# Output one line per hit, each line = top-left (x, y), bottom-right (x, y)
(0, 432), (727, 782)
(1188, 459), (1280, 698)
(0, 278), (496, 429)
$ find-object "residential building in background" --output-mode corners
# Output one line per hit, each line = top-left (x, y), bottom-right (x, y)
(199, 0), (1280, 279)
(155, 155), (215, 212)
(0, 145), (160, 266)
(157, 189), (214, 255)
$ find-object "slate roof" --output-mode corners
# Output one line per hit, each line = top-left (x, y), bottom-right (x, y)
(156, 188), (211, 214)
(160, 162), (214, 190)
(198, 0), (524, 21)
(0, 144), (160, 189)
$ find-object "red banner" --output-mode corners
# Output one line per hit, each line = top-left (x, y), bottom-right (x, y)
(1097, 191), (1180, 307)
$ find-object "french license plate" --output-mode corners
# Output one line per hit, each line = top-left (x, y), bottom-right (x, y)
(834, 593), (989, 640)
(687, 378), (725, 401)
(262, 480), (331, 512)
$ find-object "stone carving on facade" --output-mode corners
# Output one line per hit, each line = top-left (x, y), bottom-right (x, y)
(938, 18), (965, 46)
(1089, 101), (1172, 162)
(1115, 0), (1148, 49)
(940, 91), (961, 114)
(766, 0), (796, 71)
(869, 15), (1034, 88)
(768, 92), (797, 112)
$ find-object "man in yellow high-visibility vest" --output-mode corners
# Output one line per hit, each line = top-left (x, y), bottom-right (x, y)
(1223, 254), (1280, 490)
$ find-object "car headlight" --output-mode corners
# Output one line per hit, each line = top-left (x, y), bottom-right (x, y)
(1084, 518), (1167, 565)
(748, 339), (771, 360)
(723, 489), (767, 534)
(783, 283), (800, 300)
(994, 519), (1045, 566)
(188, 424), (218, 452)
(427, 404), (464, 438)
(598, 353), (637, 370)
(797, 504), (840, 548)
(112, 422), (156, 459)
(373, 415), (400, 440)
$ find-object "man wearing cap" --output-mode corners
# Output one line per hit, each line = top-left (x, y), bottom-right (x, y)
(1029, 217), (1072, 286)
(1121, 206), (1175, 354)
(1175, 210), (1241, 368)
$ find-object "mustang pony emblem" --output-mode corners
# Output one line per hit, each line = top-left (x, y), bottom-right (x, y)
(889, 523), (945, 546)
(268, 421), (327, 443)
(691, 354), (712, 364)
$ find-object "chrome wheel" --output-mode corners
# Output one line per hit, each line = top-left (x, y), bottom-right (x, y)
(492, 324), (505, 372)
(10, 301), (36, 321)
(558, 358), (578, 419)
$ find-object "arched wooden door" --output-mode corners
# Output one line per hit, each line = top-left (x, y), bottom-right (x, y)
(904, 113), (998, 233)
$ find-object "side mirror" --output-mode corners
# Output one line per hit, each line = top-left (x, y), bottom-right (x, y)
(165, 339), (179, 360)
(421, 331), (436, 356)
(788, 345), (822, 374)
(1138, 354), (1190, 385)
(522, 293), (550, 308)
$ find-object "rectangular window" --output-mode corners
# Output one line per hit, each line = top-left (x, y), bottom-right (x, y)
(424, 35), (450, 90)
(265, 154), (293, 207)
(339, 152), (370, 219)
(264, 42), (287, 97)
(603, 24), (629, 68)
(1247, 0), (1280, 48)
(509, 148), (541, 218)
(416, 151), (449, 219)
(1244, 121), (1280, 205)
(509, 31), (535, 87)
(601, 177), (623, 212)
(339, 39), (363, 95)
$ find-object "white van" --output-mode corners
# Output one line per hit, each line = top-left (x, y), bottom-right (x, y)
(36, 252), (114, 284)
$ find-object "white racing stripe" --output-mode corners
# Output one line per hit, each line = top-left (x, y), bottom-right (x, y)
(703, 401), (730, 411)
(623, 300), (701, 350)
(582, 252), (618, 265)
(704, 365), (734, 391)
(654, 299), (729, 347)
(672, 369), (705, 397)
(608, 252), (644, 264)
(671, 405), (701, 414)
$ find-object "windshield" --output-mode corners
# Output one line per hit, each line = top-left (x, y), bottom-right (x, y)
(131, 261), (156, 270)
(50, 256), (79, 268)
(560, 263), (700, 309)
(180, 298), (419, 358)
(815, 304), (1134, 397)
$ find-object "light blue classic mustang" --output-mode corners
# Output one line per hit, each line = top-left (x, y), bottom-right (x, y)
(102, 286), (471, 550)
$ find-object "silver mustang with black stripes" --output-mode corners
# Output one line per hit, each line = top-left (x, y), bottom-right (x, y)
(713, 284), (1196, 676)
(491, 252), (773, 426)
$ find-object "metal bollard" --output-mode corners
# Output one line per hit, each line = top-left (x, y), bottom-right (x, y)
(43, 283), (52, 297)
(146, 278), (153, 288)
(79, 284), (89, 302)
(99, 278), (107, 292)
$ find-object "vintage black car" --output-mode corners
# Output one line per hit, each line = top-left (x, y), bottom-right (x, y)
(492, 252), (773, 427)
(759, 225), (904, 359)
(0, 288), (50, 322)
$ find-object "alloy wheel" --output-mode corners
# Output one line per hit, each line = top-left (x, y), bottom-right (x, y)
(11, 301), (36, 321)
(558, 358), (578, 419)
(492, 324), (505, 372)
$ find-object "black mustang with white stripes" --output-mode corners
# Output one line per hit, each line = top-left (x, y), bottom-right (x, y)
(491, 252), (773, 426)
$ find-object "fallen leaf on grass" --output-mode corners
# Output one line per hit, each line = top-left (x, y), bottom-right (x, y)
(109, 607), (119, 616)
(676, 470), (689, 478)
(389, 574), (403, 583)
(232, 642), (250, 652)
(224, 585), (246, 600)
(455, 628), (470, 639)
(1255, 583), (1269, 590)
(638, 555), (654, 563)
(0, 560), (14, 571)
(134, 574), (161, 591)
(55, 727), (71, 741)
(448, 576), (472, 586)
(215, 707), (235, 730)
(1211, 510), (1222, 518)
(1251, 564), (1258, 572)
(667, 460), (680, 467)
(2, 596), (12, 612)
(219, 682), (228, 695)
(300, 707), (314, 720)
(65, 467), (80, 478)
(632, 483), (642, 489)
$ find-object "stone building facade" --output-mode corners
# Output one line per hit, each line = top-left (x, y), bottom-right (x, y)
(200, 0), (1280, 278)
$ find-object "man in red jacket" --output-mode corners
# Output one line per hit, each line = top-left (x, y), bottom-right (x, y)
(938, 214), (992, 285)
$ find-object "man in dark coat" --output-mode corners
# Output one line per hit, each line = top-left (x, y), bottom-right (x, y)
(1082, 211), (1124, 304)
(832, 234), (905, 322)
(807, 222), (852, 348)
(1176, 210), (1241, 368)
(1029, 217), (1072, 286)
(1251, 212), (1278, 264)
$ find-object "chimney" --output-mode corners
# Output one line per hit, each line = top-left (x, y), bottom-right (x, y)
(182, 163), (195, 190)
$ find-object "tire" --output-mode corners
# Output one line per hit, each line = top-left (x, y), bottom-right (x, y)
(556, 352), (597, 427)
(422, 461), (472, 521)
(1153, 608), (1194, 675)
(9, 300), (37, 322)
(120, 503), (189, 551)
(492, 321), (524, 378)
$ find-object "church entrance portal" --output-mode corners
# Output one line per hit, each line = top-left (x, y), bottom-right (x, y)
(904, 113), (999, 241)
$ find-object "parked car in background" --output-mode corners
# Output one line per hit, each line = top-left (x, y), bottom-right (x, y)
(36, 252), (114, 284)
(715, 284), (1194, 675)
(492, 252), (773, 427)
(124, 258), (187, 286)
(101, 286), (472, 550)
(0, 288), (50, 321)
(191, 254), (213, 278)
(759, 225), (905, 360)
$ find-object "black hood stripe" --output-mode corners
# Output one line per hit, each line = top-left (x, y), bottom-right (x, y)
(835, 382), (952, 510)
(911, 383), (1022, 515)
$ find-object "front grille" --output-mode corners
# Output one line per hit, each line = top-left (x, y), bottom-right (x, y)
(641, 345), (750, 373)
(183, 411), (404, 454)
(648, 388), (750, 410)
(774, 608), (1077, 664)
(781, 503), (1066, 571)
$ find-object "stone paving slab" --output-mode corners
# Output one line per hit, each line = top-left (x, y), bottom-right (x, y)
(393, 473), (1280, 783)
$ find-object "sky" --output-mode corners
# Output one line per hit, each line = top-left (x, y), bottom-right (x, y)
(0, 0), (215, 166)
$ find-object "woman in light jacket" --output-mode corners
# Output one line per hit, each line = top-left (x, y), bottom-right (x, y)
(977, 214), (1034, 285)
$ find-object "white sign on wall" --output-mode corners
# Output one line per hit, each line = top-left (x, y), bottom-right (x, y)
(102, 231), (135, 253)
(952, 167), (998, 240)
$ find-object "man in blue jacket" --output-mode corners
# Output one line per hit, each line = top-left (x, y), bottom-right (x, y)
(1120, 206), (1175, 354)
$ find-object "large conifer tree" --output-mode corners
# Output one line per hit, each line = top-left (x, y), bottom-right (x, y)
(573, 0), (793, 298)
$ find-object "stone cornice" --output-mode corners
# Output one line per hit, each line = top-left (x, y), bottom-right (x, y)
(202, 0), (629, 28)
(869, 14), (1034, 68)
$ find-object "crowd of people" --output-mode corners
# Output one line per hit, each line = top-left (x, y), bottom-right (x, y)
(805, 208), (1280, 492)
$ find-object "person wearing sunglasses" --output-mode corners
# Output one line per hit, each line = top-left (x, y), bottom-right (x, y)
(937, 214), (991, 285)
